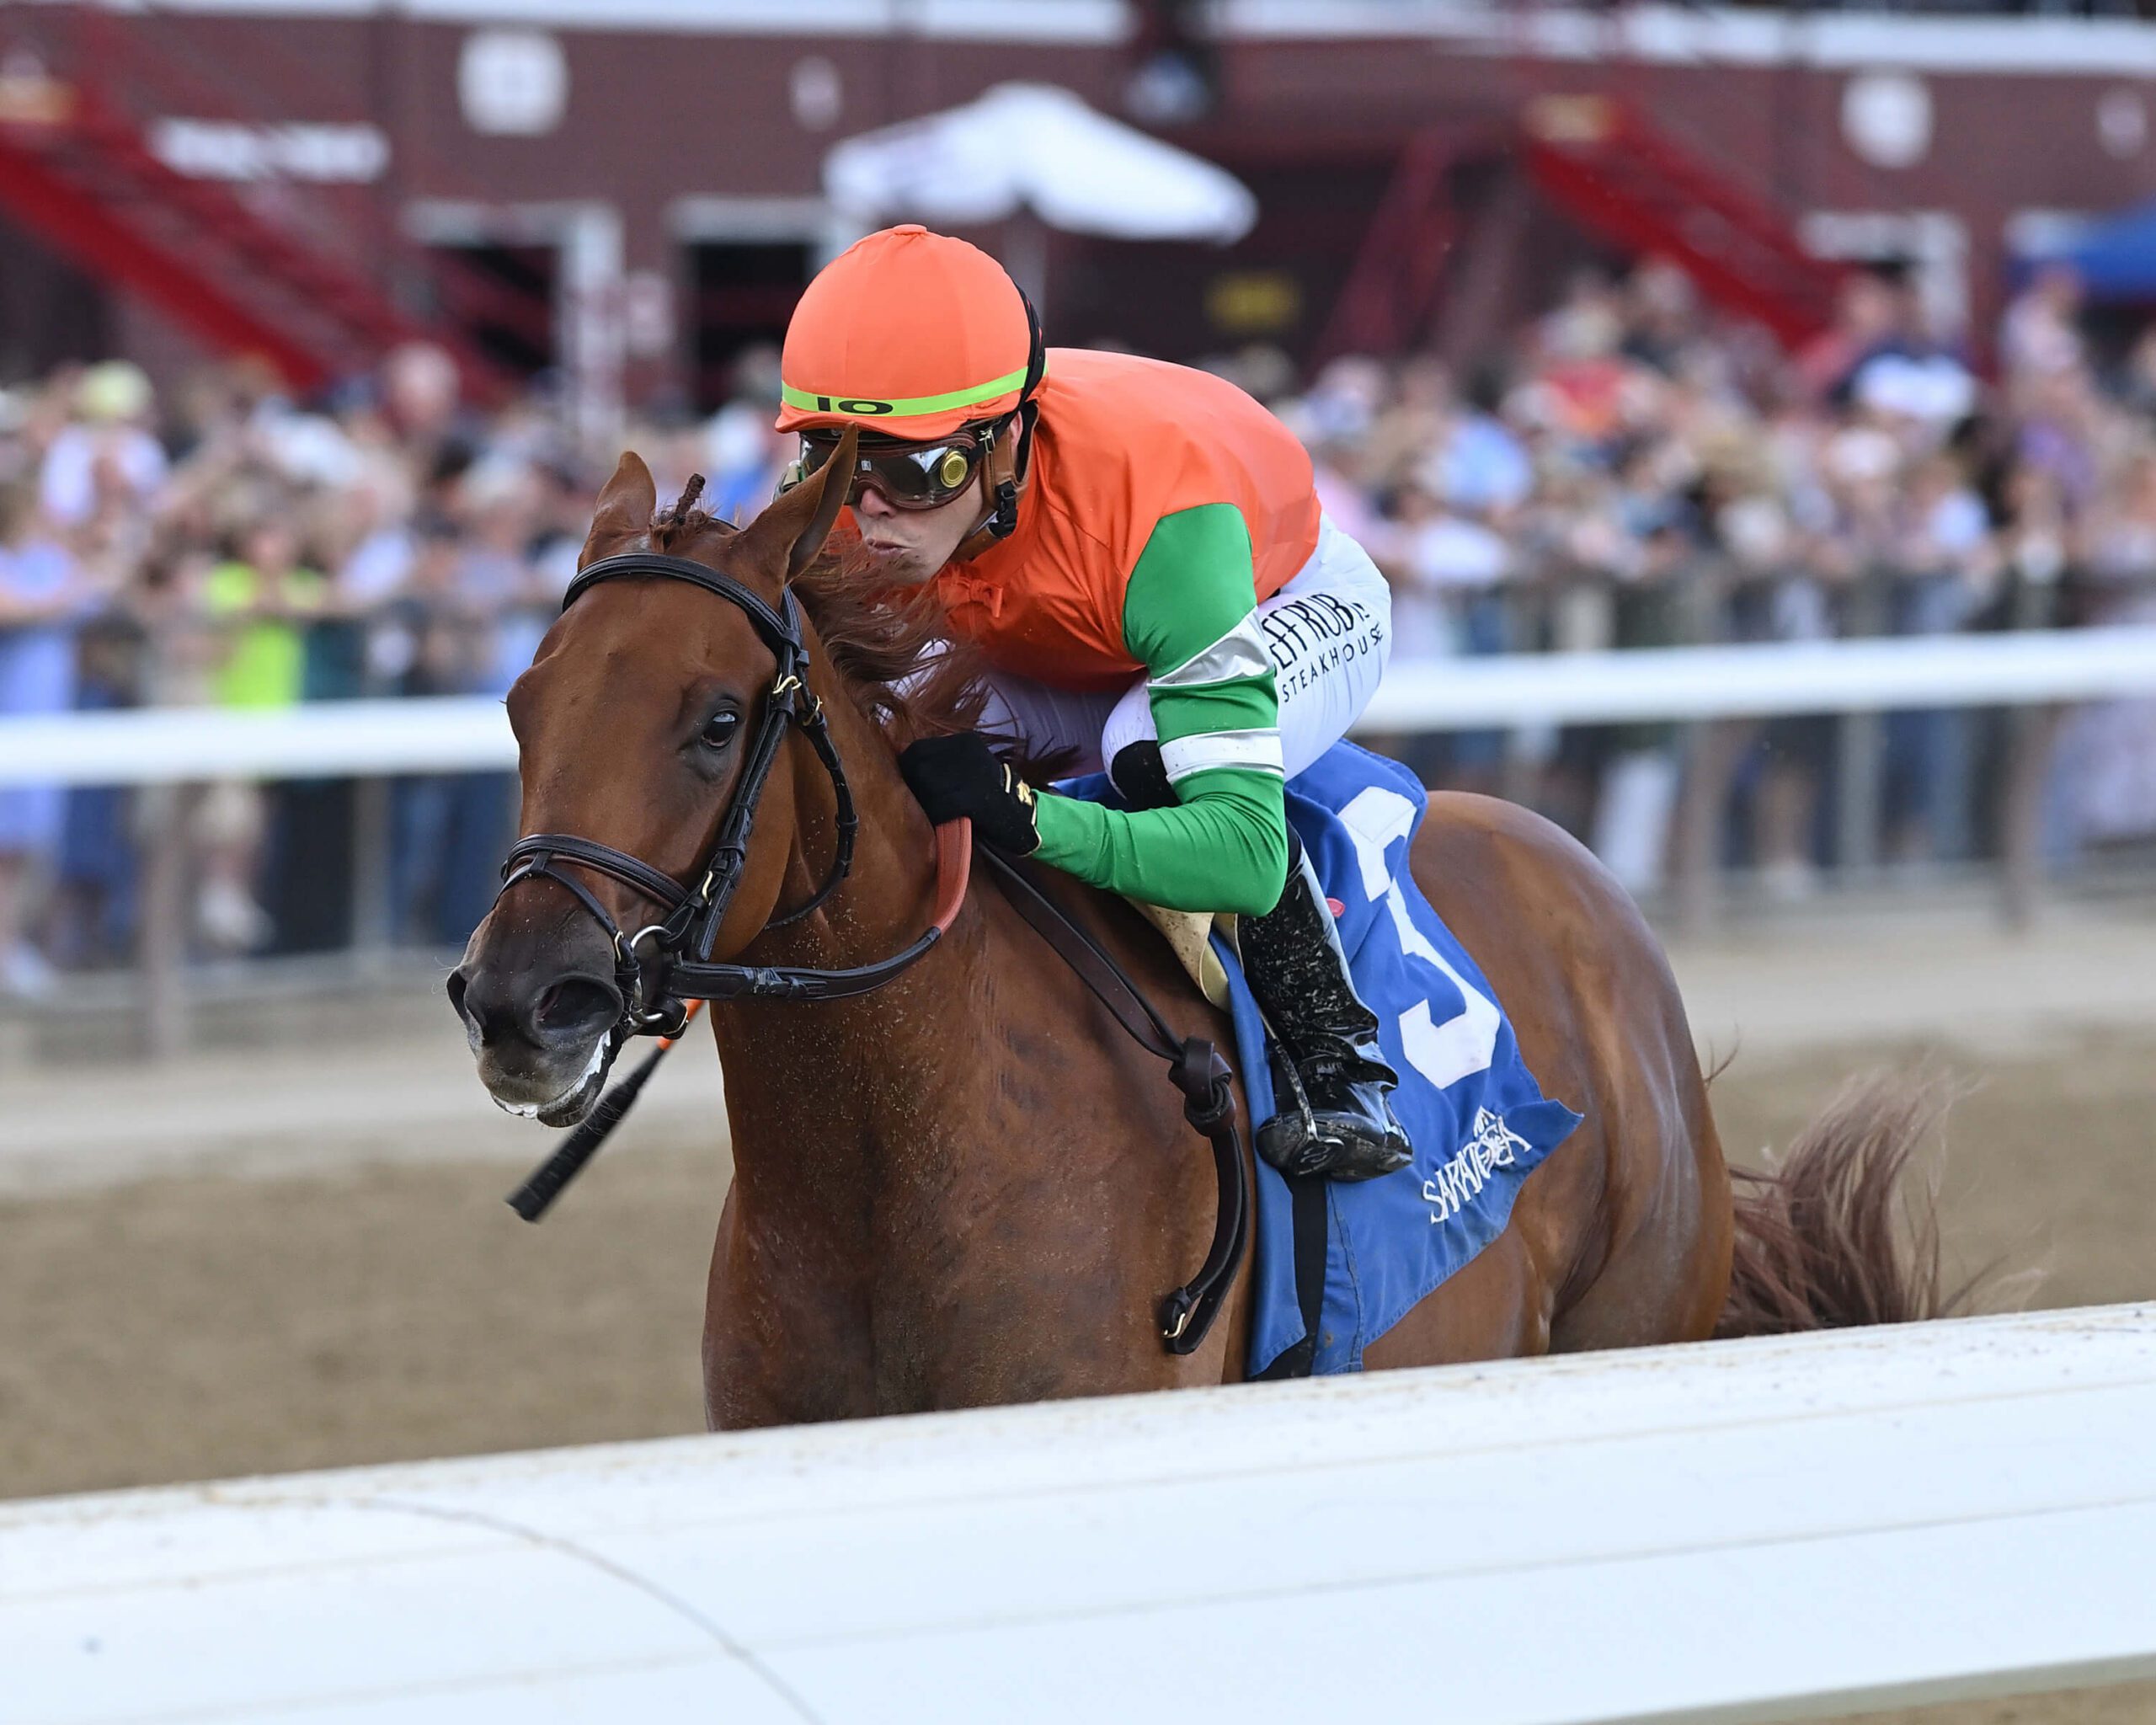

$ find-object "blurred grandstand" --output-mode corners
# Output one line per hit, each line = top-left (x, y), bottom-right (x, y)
(7, 0), (2156, 1004)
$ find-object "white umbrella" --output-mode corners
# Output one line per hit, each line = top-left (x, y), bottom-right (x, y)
(824, 83), (1257, 270)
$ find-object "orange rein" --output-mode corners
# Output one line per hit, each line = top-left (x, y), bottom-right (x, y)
(927, 816), (973, 938)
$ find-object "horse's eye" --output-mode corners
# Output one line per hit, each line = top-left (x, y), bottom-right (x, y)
(700, 711), (740, 750)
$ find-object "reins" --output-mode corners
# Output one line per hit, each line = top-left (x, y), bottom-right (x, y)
(497, 544), (1248, 1356)
(504, 820), (969, 1226)
(974, 848), (1250, 1354)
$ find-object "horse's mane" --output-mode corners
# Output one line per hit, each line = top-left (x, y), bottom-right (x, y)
(651, 505), (986, 744)
(789, 541), (990, 740)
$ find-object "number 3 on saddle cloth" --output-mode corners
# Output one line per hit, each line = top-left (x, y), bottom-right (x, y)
(1064, 742), (1583, 1378)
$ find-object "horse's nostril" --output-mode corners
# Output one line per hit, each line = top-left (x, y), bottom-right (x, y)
(445, 968), (471, 1022)
(535, 976), (617, 1039)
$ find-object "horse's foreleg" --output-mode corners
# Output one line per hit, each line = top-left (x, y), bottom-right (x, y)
(702, 1185), (879, 1430)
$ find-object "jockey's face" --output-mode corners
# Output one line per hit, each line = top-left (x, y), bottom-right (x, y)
(849, 462), (983, 585)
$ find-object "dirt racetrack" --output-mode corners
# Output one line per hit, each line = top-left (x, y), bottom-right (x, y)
(7, 1024), (2154, 1502)
(3, 900), (2153, 1722)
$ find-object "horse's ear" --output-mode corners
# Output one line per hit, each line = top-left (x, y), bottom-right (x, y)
(735, 425), (856, 584)
(581, 451), (659, 564)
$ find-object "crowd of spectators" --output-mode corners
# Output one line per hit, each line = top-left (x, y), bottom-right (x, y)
(3, 259), (2155, 993)
(1244, 259), (2156, 897)
(0, 344), (629, 991)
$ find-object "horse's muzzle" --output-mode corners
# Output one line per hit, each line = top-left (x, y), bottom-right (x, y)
(448, 952), (624, 1126)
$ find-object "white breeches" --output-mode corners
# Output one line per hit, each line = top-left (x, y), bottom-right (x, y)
(978, 513), (1391, 779)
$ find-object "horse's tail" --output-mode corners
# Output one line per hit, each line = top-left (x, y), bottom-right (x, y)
(1716, 1071), (1978, 1338)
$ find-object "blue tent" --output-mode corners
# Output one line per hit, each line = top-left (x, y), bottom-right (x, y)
(2056, 198), (2156, 300)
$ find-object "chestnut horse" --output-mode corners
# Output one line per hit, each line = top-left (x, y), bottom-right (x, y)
(451, 447), (1941, 1429)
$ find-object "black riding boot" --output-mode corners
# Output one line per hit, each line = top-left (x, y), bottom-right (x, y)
(1242, 834), (1413, 1181)
(1111, 743), (1412, 1183)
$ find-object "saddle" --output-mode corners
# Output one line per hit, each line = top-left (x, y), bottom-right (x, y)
(1070, 745), (1587, 1376)
(1130, 903), (1235, 1012)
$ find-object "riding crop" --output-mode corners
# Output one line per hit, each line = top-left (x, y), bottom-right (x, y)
(505, 1001), (705, 1221)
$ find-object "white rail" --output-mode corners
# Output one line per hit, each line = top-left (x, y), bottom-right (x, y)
(5, 1306), (2154, 1725)
(0, 693), (515, 786)
(1360, 623), (2156, 729)
(5, 628), (2156, 785)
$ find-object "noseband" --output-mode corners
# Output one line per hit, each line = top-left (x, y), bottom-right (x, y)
(496, 551), (966, 1038)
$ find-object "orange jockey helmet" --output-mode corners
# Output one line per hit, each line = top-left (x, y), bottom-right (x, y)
(776, 225), (1045, 554)
(776, 225), (1043, 441)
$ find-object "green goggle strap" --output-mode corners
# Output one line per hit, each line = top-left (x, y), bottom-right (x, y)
(779, 363), (1033, 422)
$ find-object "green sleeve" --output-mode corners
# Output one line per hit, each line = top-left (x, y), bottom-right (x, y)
(1030, 503), (1289, 916)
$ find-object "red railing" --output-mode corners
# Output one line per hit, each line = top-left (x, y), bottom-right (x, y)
(1314, 129), (1461, 363)
(1522, 94), (1844, 348)
(0, 3), (528, 397)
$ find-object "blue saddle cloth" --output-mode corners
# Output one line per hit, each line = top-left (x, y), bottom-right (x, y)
(1066, 743), (1583, 1375)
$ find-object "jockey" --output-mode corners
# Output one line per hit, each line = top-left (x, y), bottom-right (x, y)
(776, 225), (1408, 1182)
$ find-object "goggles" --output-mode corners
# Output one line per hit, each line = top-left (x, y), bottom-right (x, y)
(799, 429), (987, 512)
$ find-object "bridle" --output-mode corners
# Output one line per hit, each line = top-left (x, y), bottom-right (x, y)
(495, 546), (1246, 1359)
(494, 550), (967, 1041)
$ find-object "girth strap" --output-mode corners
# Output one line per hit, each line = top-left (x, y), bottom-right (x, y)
(975, 846), (1248, 1357)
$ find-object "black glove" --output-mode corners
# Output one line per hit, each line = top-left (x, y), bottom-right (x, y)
(898, 733), (1042, 855)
